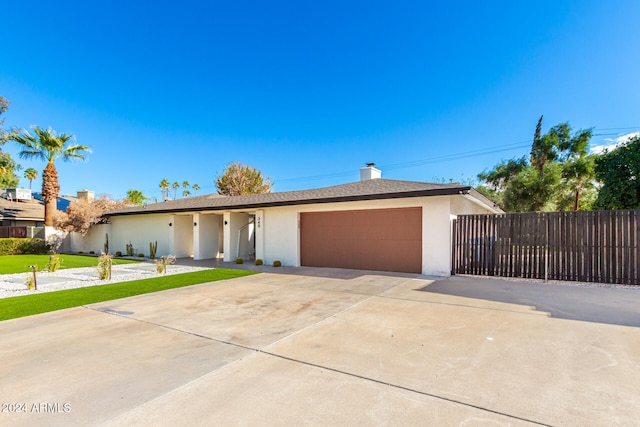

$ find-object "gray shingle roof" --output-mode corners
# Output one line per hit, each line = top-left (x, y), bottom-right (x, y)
(105, 179), (490, 217)
(0, 197), (44, 221)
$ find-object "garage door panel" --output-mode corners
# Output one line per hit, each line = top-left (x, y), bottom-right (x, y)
(300, 207), (422, 274)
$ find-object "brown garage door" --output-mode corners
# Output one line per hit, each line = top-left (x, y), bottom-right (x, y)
(300, 207), (422, 273)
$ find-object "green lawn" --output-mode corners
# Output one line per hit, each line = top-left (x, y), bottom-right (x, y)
(0, 268), (257, 321)
(0, 254), (141, 274)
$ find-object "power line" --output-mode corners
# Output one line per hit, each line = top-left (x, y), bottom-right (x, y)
(274, 140), (532, 185)
(275, 127), (640, 185)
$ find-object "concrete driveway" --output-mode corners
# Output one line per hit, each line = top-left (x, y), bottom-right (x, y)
(1, 268), (638, 426)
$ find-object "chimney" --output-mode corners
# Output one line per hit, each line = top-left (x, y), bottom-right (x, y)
(360, 162), (381, 181)
(77, 189), (95, 202)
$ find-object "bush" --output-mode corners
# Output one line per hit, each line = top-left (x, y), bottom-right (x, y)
(0, 238), (50, 255)
(137, 253), (145, 258)
(47, 254), (62, 272)
(255, 259), (263, 266)
(89, 251), (95, 255)
(235, 257), (244, 264)
(115, 251), (122, 257)
(272, 260), (282, 267)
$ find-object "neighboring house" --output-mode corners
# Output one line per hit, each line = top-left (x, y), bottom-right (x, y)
(32, 192), (80, 212)
(0, 190), (45, 238)
(71, 165), (502, 276)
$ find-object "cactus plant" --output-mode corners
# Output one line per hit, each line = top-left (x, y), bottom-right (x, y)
(149, 241), (158, 259)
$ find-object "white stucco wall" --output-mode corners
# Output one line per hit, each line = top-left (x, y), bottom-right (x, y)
(69, 224), (110, 254)
(261, 197), (450, 273)
(451, 194), (498, 215)
(194, 213), (222, 260)
(173, 215), (193, 258)
(224, 212), (253, 261)
(110, 214), (172, 257)
(71, 192), (497, 274)
(421, 196), (453, 276)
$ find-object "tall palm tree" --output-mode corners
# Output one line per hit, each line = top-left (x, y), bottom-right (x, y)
(23, 168), (38, 190)
(10, 126), (89, 226)
(192, 183), (200, 195)
(172, 181), (180, 200)
(159, 178), (170, 201)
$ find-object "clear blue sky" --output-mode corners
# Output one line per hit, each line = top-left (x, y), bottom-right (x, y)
(1, 0), (639, 202)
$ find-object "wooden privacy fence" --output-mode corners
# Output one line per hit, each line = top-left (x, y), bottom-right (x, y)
(452, 210), (640, 285)
(0, 226), (27, 238)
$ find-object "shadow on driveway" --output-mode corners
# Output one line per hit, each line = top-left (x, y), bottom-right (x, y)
(421, 275), (640, 327)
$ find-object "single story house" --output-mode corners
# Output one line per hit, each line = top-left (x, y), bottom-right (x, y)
(70, 166), (501, 276)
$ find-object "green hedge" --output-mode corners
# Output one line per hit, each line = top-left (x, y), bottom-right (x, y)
(0, 238), (51, 255)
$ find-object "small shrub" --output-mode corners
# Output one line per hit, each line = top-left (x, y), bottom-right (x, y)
(255, 259), (264, 266)
(47, 253), (62, 272)
(104, 233), (109, 254)
(89, 251), (95, 255)
(78, 251), (84, 254)
(137, 253), (145, 258)
(97, 253), (113, 280)
(273, 260), (282, 267)
(115, 251), (122, 257)
(155, 255), (176, 274)
(24, 273), (35, 290)
(155, 259), (166, 274)
(126, 242), (135, 257)
(235, 257), (244, 264)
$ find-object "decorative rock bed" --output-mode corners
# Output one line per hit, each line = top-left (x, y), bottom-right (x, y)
(0, 263), (211, 299)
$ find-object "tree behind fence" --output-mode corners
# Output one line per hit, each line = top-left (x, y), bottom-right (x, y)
(452, 210), (640, 285)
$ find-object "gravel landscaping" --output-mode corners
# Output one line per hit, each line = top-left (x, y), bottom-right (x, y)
(0, 262), (211, 299)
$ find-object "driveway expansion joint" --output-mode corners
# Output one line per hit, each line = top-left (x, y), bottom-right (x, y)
(86, 302), (550, 426)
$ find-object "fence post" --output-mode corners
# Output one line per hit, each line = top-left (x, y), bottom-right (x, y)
(451, 218), (457, 276)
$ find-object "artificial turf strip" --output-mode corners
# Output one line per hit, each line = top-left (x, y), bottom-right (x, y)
(0, 268), (257, 322)
(0, 254), (141, 274)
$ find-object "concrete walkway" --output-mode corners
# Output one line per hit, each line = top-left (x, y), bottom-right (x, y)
(0, 266), (638, 426)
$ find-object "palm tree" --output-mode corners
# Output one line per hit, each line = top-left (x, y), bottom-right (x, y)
(23, 168), (38, 190)
(192, 183), (200, 195)
(159, 179), (170, 201)
(10, 126), (89, 226)
(182, 180), (190, 198)
(126, 189), (147, 206)
(172, 181), (180, 200)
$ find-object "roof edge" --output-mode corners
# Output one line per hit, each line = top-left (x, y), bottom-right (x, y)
(105, 187), (472, 217)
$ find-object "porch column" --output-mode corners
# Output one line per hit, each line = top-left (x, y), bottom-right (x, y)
(223, 212), (232, 262)
(255, 209), (265, 261)
(192, 213), (201, 260)
(168, 214), (176, 255)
